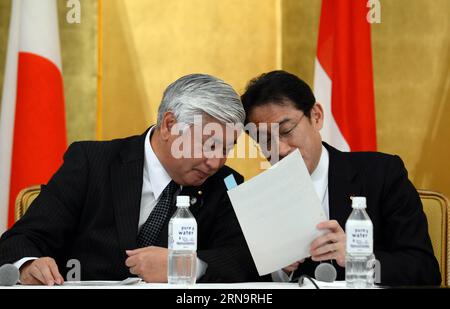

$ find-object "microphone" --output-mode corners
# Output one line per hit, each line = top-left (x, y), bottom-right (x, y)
(314, 262), (337, 282)
(0, 264), (20, 286)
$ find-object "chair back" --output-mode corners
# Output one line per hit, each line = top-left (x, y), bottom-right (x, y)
(419, 189), (449, 286)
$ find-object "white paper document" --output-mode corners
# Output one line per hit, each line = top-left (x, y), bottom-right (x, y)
(62, 277), (142, 286)
(227, 149), (326, 275)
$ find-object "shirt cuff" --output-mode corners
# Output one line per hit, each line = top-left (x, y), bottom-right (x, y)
(13, 257), (38, 270)
(271, 269), (293, 282)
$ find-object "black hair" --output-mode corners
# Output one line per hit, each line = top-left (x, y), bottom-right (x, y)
(241, 70), (316, 124)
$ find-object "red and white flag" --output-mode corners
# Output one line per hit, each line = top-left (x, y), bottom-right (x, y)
(0, 0), (66, 233)
(314, 0), (377, 152)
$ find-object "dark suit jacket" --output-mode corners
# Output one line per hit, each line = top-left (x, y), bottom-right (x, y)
(0, 130), (259, 282)
(291, 143), (441, 286)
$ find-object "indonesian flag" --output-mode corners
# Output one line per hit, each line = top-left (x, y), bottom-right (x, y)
(314, 0), (377, 151)
(0, 0), (66, 233)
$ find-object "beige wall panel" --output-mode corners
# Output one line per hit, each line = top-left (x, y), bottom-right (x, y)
(282, 0), (320, 86)
(371, 0), (450, 198)
(58, 0), (98, 143)
(0, 0), (11, 112)
(102, 0), (279, 179)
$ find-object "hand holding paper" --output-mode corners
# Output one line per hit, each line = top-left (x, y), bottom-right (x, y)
(227, 149), (326, 275)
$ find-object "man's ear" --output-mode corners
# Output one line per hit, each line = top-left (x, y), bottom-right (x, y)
(160, 111), (178, 141)
(311, 103), (324, 130)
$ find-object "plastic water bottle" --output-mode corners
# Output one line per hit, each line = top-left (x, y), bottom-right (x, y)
(168, 195), (197, 285)
(345, 196), (376, 288)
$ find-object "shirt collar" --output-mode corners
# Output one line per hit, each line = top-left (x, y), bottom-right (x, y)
(144, 127), (173, 200)
(310, 145), (329, 202)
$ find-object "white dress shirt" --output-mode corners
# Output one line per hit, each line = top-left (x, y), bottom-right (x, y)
(139, 128), (174, 229)
(140, 128), (207, 278)
(271, 145), (330, 282)
(15, 128), (207, 279)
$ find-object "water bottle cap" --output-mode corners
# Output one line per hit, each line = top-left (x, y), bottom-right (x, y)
(351, 196), (367, 209)
(176, 195), (190, 207)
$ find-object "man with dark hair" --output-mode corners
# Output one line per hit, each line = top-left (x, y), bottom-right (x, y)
(241, 70), (440, 286)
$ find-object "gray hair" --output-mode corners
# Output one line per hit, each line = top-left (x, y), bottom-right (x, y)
(156, 74), (245, 127)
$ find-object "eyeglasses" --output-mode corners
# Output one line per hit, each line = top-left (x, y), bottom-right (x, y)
(278, 114), (306, 141)
(259, 114), (306, 151)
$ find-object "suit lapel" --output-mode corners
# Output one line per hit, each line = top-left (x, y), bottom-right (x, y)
(110, 128), (207, 250)
(179, 186), (204, 216)
(325, 143), (361, 228)
(111, 132), (146, 252)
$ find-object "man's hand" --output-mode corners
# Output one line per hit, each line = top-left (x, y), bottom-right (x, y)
(310, 220), (346, 267)
(125, 246), (168, 282)
(20, 257), (64, 286)
(282, 259), (305, 275)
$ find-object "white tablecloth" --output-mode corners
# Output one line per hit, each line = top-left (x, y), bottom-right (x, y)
(1, 280), (350, 289)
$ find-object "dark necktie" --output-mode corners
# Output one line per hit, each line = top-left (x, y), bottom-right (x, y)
(137, 180), (178, 247)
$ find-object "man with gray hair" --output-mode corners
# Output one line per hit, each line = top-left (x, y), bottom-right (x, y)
(0, 74), (258, 284)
